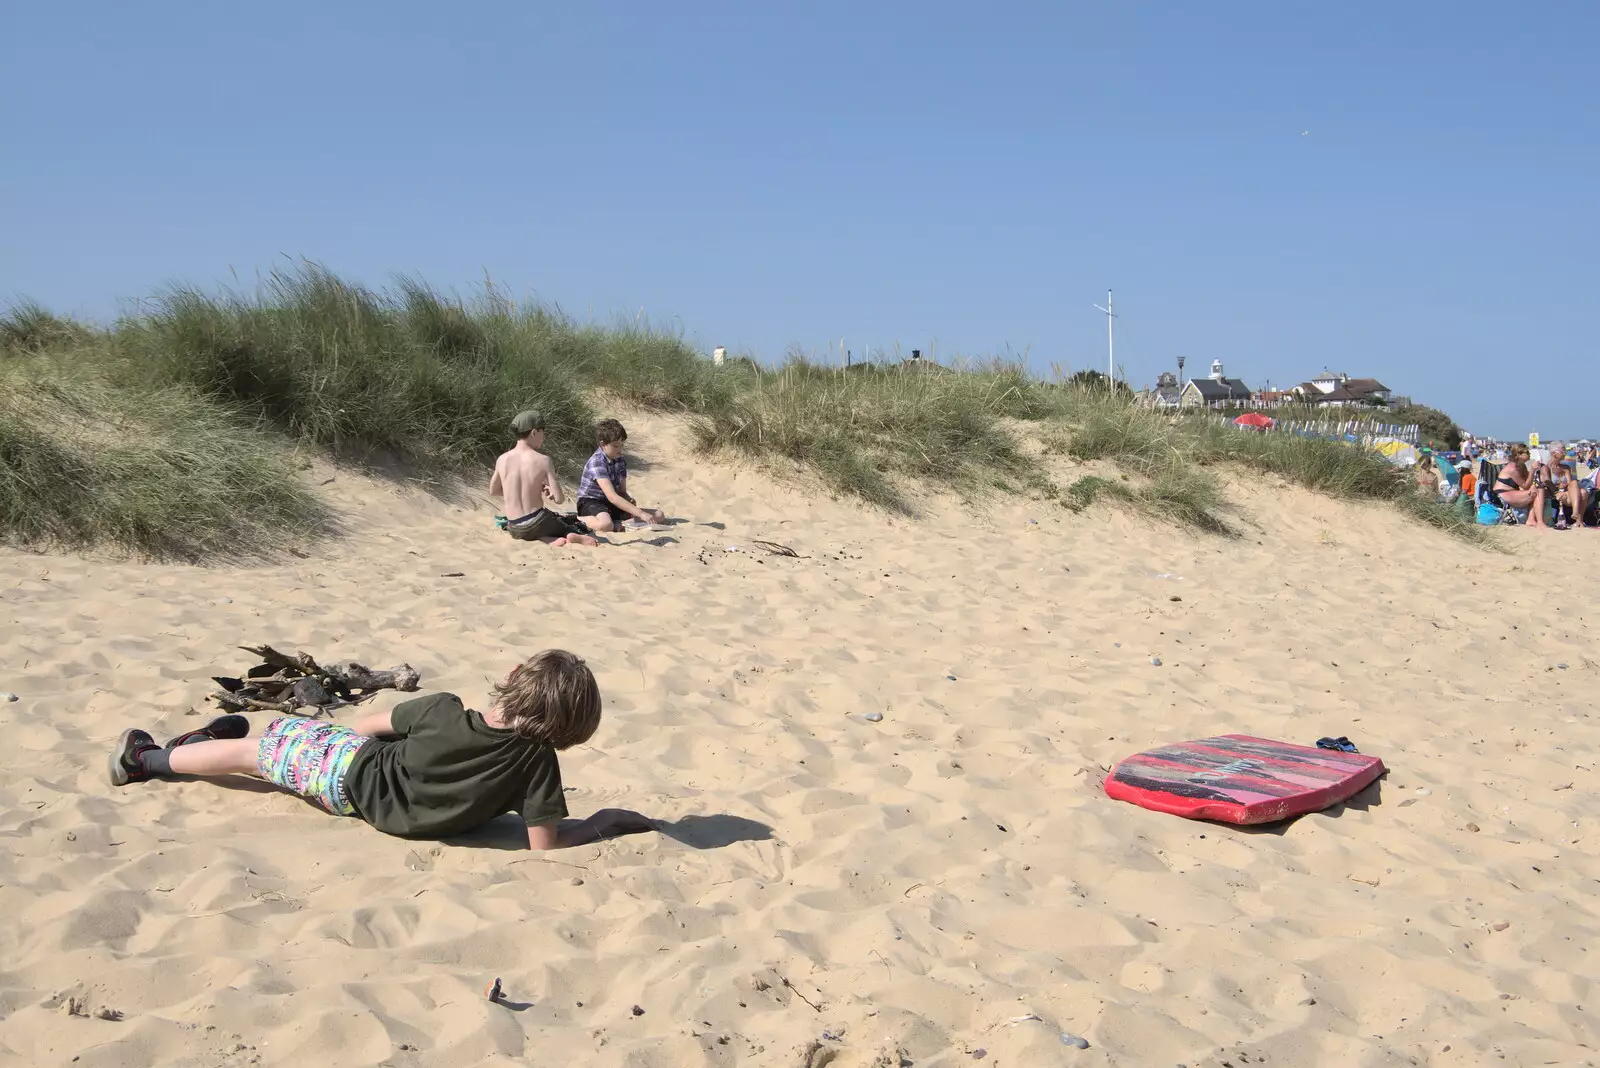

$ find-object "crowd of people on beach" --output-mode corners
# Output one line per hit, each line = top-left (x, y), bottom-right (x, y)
(1415, 437), (1597, 529)
(489, 412), (668, 547)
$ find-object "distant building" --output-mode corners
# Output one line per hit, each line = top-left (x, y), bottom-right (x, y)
(1138, 370), (1183, 409)
(1179, 359), (1252, 408)
(1296, 371), (1392, 407)
(1252, 388), (1297, 408)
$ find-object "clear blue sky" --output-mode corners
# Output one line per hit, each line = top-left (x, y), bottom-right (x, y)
(3, 2), (1594, 439)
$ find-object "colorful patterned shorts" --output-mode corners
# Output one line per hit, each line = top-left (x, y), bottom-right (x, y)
(255, 716), (370, 816)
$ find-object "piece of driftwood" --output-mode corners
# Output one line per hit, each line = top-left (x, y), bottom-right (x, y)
(330, 661), (422, 693)
(750, 539), (803, 558)
(209, 645), (421, 718)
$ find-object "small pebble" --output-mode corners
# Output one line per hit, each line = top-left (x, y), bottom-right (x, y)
(1415, 788), (1431, 796)
(0, 692), (16, 703)
(571, 877), (584, 886)
(1169, 595), (1182, 602)
(1557, 663), (1568, 670)
(631, 1005), (645, 1016)
(213, 597), (233, 605)
(1060, 1033), (1090, 1049)
(1150, 657), (1162, 667)
(864, 711), (883, 722)
(1113, 642), (1121, 648)
(972, 1050), (987, 1060)
(1492, 921), (1510, 932)
(1466, 822), (1480, 833)
(945, 674), (957, 681)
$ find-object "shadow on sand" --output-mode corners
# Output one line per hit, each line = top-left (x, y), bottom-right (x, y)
(444, 812), (774, 851)
(656, 813), (774, 849)
(1223, 770), (1387, 837)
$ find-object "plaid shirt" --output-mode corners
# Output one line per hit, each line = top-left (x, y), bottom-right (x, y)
(577, 448), (628, 502)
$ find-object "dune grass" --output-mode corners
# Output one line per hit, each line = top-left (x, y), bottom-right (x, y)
(1047, 397), (1485, 540)
(0, 265), (1486, 556)
(109, 268), (598, 472)
(686, 358), (1050, 512)
(0, 362), (329, 560)
(0, 300), (92, 353)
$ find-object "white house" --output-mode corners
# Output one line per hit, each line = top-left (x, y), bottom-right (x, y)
(1178, 359), (1252, 408)
(1297, 371), (1393, 407)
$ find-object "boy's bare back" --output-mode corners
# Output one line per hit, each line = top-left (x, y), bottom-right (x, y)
(492, 445), (561, 518)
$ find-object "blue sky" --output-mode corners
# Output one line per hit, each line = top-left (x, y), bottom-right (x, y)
(2, 2), (1594, 439)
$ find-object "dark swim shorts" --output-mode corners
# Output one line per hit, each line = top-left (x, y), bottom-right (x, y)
(576, 497), (630, 526)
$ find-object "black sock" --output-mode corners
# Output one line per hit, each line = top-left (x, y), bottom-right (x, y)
(139, 746), (173, 778)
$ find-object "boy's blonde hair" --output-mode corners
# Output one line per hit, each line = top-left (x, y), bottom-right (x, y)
(490, 649), (601, 749)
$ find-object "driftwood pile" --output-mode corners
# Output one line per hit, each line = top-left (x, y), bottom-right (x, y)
(211, 644), (420, 717)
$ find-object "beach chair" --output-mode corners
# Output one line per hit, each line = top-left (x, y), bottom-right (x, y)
(1475, 461), (1523, 525)
(1575, 469), (1599, 527)
(1437, 460), (1461, 502)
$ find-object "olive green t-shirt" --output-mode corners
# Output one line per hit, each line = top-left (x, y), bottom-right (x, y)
(344, 693), (568, 838)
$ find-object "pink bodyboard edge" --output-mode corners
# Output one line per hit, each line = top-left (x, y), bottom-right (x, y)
(1103, 734), (1386, 825)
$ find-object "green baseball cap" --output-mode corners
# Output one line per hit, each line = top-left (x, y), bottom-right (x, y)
(510, 410), (545, 435)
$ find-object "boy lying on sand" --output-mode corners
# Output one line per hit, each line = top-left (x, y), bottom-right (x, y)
(108, 650), (655, 849)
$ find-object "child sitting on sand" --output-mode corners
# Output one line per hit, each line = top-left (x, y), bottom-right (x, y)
(108, 650), (655, 849)
(490, 410), (599, 546)
(576, 419), (668, 532)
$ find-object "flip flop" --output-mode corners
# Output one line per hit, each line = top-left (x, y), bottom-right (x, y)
(1315, 736), (1359, 753)
(162, 714), (250, 749)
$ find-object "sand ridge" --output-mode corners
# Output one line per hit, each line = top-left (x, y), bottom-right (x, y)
(1, 415), (1596, 1067)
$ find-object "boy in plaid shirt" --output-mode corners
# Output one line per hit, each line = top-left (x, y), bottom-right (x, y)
(576, 419), (667, 531)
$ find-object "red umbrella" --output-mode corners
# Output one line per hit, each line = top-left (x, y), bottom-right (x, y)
(1234, 412), (1275, 429)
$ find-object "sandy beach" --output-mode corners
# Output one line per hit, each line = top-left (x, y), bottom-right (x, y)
(1, 413), (1595, 1068)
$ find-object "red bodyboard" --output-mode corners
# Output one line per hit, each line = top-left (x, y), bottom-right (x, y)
(1104, 734), (1385, 825)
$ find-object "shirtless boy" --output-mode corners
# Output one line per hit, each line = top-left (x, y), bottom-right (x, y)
(490, 410), (598, 546)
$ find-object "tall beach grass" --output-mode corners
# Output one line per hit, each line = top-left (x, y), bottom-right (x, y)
(687, 358), (1050, 512)
(0, 362), (329, 560)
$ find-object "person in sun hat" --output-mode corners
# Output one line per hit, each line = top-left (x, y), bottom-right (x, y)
(490, 410), (598, 546)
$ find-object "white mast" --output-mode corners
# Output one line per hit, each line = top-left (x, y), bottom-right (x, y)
(1092, 289), (1116, 381)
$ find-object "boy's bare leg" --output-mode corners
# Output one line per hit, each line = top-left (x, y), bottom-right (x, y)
(167, 737), (260, 777)
(581, 513), (616, 532)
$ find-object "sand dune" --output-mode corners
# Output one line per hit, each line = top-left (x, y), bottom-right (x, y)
(1, 414), (1596, 1067)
